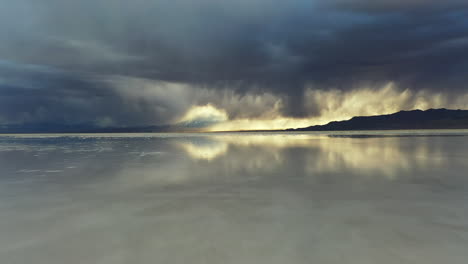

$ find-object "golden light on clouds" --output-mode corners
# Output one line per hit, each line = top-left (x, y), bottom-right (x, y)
(207, 118), (313, 131)
(178, 104), (228, 124)
(177, 82), (468, 132)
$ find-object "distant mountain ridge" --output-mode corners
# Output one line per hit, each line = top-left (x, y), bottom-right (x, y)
(2, 108), (468, 133)
(0, 113), (221, 134)
(0, 123), (191, 134)
(288, 109), (468, 131)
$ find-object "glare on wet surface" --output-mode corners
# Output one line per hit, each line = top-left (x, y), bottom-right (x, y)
(1, 131), (468, 264)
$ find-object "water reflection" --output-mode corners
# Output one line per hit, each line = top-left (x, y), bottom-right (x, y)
(177, 134), (450, 179)
(178, 138), (229, 161)
(0, 133), (465, 189)
(1, 133), (468, 264)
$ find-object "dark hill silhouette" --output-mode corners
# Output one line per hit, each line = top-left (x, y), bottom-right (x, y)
(288, 109), (468, 131)
(2, 109), (468, 133)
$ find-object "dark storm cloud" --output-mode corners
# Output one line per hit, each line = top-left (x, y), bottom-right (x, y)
(0, 61), (115, 125)
(1, 0), (468, 125)
(0, 61), (192, 126)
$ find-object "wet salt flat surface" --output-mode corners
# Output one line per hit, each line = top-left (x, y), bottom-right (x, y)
(1, 131), (468, 264)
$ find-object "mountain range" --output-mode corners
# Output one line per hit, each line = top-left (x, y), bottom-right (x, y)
(288, 109), (468, 131)
(1, 108), (468, 133)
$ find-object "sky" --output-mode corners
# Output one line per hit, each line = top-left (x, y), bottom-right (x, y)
(1, 0), (468, 131)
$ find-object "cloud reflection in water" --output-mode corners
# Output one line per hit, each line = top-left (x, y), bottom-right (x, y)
(177, 133), (449, 179)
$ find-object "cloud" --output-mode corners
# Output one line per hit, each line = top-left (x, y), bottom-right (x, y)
(178, 104), (228, 128)
(0, 0), (467, 128)
(205, 83), (468, 131)
(1, 59), (468, 130)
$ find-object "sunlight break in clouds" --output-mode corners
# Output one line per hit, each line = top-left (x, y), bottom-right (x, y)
(178, 82), (468, 131)
(178, 104), (228, 125)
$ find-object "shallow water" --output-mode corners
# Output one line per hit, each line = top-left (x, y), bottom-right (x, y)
(1, 131), (468, 264)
